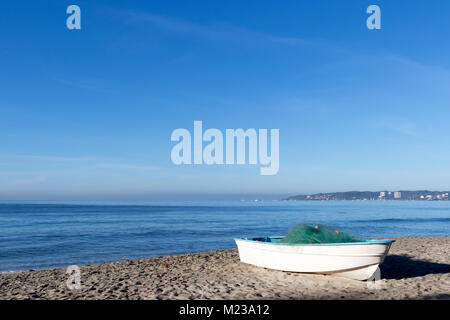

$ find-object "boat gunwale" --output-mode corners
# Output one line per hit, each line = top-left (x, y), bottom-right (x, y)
(234, 236), (396, 246)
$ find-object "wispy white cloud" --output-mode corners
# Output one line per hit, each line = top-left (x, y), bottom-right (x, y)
(0, 154), (91, 162)
(112, 9), (316, 49)
(92, 163), (160, 171)
(52, 76), (118, 95)
(0, 154), (161, 171)
(110, 7), (450, 77)
(387, 55), (450, 74)
(11, 175), (48, 186)
(380, 119), (418, 137)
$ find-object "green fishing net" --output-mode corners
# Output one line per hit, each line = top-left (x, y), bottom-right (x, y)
(280, 224), (358, 244)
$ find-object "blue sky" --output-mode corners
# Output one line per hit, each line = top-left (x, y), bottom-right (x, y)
(1, 0), (450, 200)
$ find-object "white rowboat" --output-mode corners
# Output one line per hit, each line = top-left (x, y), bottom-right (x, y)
(234, 236), (395, 280)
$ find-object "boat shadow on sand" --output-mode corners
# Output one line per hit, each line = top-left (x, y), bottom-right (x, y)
(380, 254), (450, 280)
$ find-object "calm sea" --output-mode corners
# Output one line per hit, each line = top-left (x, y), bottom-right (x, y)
(0, 200), (449, 272)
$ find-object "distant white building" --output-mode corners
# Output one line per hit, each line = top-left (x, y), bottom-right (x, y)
(394, 191), (402, 199)
(379, 191), (386, 199)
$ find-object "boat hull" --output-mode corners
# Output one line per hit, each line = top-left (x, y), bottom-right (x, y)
(235, 237), (395, 280)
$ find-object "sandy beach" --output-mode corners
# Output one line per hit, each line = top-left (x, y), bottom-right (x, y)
(0, 236), (449, 300)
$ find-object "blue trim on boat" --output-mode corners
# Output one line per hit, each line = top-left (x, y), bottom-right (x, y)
(234, 236), (396, 246)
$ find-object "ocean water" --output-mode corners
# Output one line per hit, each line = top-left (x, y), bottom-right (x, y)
(0, 200), (449, 272)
